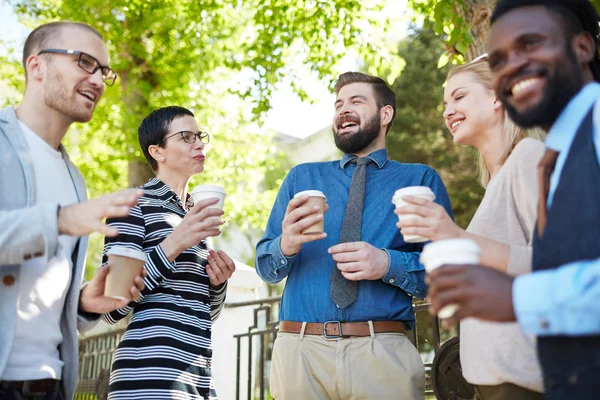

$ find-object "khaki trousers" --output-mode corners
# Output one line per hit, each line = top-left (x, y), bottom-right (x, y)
(270, 330), (425, 400)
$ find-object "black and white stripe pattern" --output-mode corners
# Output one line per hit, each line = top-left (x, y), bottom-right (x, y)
(102, 178), (226, 400)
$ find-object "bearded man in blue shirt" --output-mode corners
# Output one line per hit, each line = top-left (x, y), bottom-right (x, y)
(256, 71), (453, 400)
(427, 1), (600, 399)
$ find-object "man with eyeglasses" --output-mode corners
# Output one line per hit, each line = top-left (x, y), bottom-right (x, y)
(1, 21), (145, 400)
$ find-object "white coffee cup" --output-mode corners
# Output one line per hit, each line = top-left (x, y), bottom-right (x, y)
(191, 184), (226, 210)
(392, 186), (436, 243)
(420, 238), (481, 319)
(294, 190), (327, 234)
(104, 247), (147, 301)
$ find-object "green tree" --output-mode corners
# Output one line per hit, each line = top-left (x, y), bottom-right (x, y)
(387, 28), (484, 229)
(409, 0), (600, 64)
(2, 0), (400, 275)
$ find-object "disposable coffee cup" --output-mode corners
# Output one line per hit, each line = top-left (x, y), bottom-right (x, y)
(392, 186), (436, 243)
(104, 247), (147, 301)
(191, 184), (226, 210)
(420, 238), (481, 319)
(294, 190), (327, 235)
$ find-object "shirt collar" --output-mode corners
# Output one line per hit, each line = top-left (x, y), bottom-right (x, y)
(546, 82), (600, 152)
(340, 148), (389, 169)
(146, 177), (193, 208)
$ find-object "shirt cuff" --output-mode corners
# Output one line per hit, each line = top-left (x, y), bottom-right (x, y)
(210, 280), (228, 295)
(273, 236), (296, 272)
(144, 243), (177, 291)
(513, 270), (556, 335)
(381, 248), (405, 286)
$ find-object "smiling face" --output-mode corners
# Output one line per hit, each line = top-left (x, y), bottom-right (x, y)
(38, 26), (110, 123)
(443, 71), (502, 146)
(332, 82), (384, 154)
(488, 6), (591, 128)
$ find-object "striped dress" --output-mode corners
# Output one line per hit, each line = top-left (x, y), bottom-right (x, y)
(102, 178), (227, 400)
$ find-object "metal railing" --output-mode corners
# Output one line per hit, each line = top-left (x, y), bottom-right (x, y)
(227, 296), (281, 400)
(75, 328), (126, 400)
(76, 297), (448, 399)
(226, 296), (446, 400)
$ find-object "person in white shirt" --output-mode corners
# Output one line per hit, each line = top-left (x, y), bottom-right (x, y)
(0, 21), (145, 400)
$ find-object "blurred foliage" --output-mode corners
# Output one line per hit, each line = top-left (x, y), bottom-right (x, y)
(408, 0), (600, 64)
(1, 0), (401, 275)
(386, 28), (484, 229)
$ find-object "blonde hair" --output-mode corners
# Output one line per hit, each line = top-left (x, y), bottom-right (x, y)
(446, 58), (545, 187)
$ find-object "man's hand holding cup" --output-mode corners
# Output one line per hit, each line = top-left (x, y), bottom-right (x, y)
(280, 191), (328, 257)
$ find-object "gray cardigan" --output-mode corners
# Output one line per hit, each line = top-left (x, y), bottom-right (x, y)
(0, 106), (94, 399)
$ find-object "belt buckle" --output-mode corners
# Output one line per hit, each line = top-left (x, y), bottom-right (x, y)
(323, 321), (342, 340)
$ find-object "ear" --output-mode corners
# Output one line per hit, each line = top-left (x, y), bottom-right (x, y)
(25, 55), (45, 82)
(148, 144), (165, 163)
(380, 104), (394, 130)
(493, 96), (503, 111)
(572, 31), (595, 65)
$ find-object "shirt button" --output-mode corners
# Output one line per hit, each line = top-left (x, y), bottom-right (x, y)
(539, 319), (550, 329)
(3, 275), (15, 286)
(568, 373), (578, 385)
(389, 278), (395, 283)
(280, 260), (285, 264)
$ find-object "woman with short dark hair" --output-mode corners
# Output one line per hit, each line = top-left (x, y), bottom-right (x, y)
(102, 106), (235, 399)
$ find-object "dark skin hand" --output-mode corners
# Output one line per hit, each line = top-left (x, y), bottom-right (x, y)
(426, 264), (517, 327)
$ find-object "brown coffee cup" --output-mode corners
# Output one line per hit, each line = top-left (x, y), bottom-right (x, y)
(294, 190), (327, 235)
(104, 247), (147, 301)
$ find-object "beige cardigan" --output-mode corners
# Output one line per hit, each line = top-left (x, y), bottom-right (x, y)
(461, 137), (545, 392)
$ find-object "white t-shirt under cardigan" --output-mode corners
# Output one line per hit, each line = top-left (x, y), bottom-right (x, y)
(1, 121), (78, 380)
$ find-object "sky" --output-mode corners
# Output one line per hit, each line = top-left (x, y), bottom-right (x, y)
(0, 2), (409, 139)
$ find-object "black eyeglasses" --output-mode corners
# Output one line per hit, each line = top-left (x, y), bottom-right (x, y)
(161, 130), (210, 145)
(37, 49), (118, 86)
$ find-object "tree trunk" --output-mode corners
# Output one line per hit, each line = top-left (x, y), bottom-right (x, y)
(128, 159), (154, 188)
(459, 0), (497, 61)
(118, 19), (156, 188)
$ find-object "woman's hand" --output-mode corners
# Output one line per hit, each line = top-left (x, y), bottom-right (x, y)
(395, 195), (463, 242)
(161, 197), (225, 261)
(207, 249), (236, 288)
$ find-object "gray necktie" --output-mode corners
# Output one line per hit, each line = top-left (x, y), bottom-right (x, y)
(330, 156), (371, 309)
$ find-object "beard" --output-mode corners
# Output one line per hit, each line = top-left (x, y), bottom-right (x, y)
(43, 67), (95, 123)
(500, 45), (585, 128)
(333, 112), (381, 154)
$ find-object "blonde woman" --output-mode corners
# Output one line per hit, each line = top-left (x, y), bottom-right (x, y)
(396, 58), (545, 400)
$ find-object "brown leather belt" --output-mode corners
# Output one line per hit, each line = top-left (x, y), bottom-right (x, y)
(279, 320), (406, 339)
(0, 379), (60, 394)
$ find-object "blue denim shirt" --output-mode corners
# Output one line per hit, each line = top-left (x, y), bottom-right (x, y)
(255, 149), (453, 327)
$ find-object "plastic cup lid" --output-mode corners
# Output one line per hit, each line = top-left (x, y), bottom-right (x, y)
(294, 190), (326, 200)
(420, 239), (481, 265)
(392, 186), (435, 203)
(192, 184), (226, 195)
(106, 247), (147, 262)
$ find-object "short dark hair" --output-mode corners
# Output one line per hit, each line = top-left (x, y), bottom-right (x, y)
(491, 0), (600, 81)
(23, 21), (104, 79)
(138, 106), (195, 171)
(333, 71), (397, 134)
